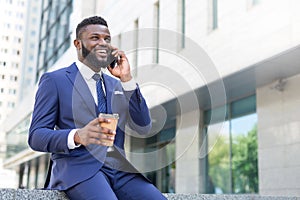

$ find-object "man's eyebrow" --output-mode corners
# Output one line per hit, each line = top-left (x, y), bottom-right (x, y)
(90, 32), (110, 36)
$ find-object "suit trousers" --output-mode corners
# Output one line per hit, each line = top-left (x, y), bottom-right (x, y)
(65, 152), (167, 200)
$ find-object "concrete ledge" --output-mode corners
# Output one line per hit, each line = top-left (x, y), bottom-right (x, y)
(164, 194), (300, 200)
(1, 189), (300, 200)
(0, 188), (68, 200)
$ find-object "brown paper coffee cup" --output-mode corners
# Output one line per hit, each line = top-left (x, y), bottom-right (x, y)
(98, 113), (119, 146)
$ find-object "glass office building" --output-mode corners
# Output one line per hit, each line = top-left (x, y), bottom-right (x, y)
(36, 0), (73, 81)
(4, 0), (73, 189)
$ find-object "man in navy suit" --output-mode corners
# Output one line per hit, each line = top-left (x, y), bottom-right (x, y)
(29, 16), (166, 200)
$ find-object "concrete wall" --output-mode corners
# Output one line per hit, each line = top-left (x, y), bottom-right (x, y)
(102, 0), (300, 78)
(257, 74), (300, 196)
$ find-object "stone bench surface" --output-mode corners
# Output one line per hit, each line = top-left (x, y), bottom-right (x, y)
(1, 188), (300, 200)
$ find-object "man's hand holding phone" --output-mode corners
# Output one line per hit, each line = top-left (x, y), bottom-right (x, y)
(107, 46), (132, 82)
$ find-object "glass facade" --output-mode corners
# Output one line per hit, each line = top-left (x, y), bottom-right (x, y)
(5, 113), (50, 189)
(6, 114), (31, 158)
(130, 94), (257, 194)
(130, 119), (176, 193)
(18, 154), (49, 189)
(36, 0), (73, 82)
(203, 95), (258, 194)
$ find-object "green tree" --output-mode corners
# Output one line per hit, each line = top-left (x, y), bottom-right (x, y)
(208, 124), (258, 194)
(208, 134), (231, 193)
(232, 125), (258, 193)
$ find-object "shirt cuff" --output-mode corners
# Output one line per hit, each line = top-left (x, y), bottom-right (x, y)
(68, 129), (81, 149)
(121, 78), (137, 91)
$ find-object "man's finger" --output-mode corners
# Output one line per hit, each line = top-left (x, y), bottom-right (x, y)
(98, 117), (111, 123)
(89, 118), (101, 125)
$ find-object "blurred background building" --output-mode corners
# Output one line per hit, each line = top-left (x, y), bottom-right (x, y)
(1, 0), (300, 196)
(0, 0), (26, 157)
(0, 0), (41, 188)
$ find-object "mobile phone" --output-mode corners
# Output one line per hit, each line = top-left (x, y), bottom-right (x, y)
(110, 56), (118, 68)
(108, 53), (118, 68)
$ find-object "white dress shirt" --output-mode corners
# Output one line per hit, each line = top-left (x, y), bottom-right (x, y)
(67, 62), (136, 149)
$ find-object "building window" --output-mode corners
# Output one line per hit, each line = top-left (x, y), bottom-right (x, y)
(13, 49), (21, 56)
(13, 37), (21, 43)
(12, 62), (18, 69)
(0, 61), (7, 67)
(15, 24), (23, 31)
(1, 48), (8, 54)
(247, 0), (260, 9)
(2, 35), (9, 41)
(178, 0), (186, 49)
(30, 31), (36, 36)
(133, 19), (139, 77)
(10, 75), (18, 82)
(208, 0), (218, 31)
(4, 23), (10, 29)
(8, 102), (15, 108)
(8, 89), (17, 95)
(252, 0), (260, 5)
(153, 1), (160, 64)
(130, 117), (176, 193)
(203, 95), (258, 194)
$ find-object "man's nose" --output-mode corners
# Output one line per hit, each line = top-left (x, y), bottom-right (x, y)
(98, 38), (109, 46)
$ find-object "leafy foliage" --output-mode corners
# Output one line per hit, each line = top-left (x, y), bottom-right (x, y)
(208, 124), (258, 193)
(232, 125), (258, 193)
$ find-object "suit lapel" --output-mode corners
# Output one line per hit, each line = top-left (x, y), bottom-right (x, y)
(65, 63), (96, 116)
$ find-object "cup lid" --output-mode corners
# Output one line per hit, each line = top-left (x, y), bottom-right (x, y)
(99, 113), (119, 119)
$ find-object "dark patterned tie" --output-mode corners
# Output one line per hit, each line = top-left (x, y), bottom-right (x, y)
(92, 73), (107, 113)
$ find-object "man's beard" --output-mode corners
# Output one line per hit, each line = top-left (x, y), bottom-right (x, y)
(82, 44), (110, 70)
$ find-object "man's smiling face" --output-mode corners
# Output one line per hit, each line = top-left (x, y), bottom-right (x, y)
(76, 24), (113, 72)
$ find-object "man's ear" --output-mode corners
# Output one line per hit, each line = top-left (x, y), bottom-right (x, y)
(74, 39), (81, 50)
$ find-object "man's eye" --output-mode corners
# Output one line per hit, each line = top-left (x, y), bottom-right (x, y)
(105, 38), (111, 43)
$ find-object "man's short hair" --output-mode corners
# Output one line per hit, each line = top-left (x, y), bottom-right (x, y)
(76, 16), (108, 39)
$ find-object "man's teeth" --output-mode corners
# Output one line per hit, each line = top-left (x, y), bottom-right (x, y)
(98, 50), (107, 53)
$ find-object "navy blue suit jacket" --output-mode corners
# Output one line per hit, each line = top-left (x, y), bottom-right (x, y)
(28, 62), (151, 190)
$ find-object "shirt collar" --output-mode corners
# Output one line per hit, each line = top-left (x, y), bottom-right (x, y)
(77, 62), (102, 81)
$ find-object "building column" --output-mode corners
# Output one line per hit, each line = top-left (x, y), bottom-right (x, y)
(257, 74), (300, 196)
(175, 110), (200, 193)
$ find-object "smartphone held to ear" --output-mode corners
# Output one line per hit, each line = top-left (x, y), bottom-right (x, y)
(109, 53), (118, 69)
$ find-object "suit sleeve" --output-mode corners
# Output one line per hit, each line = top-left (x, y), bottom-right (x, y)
(124, 84), (152, 135)
(28, 73), (71, 154)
